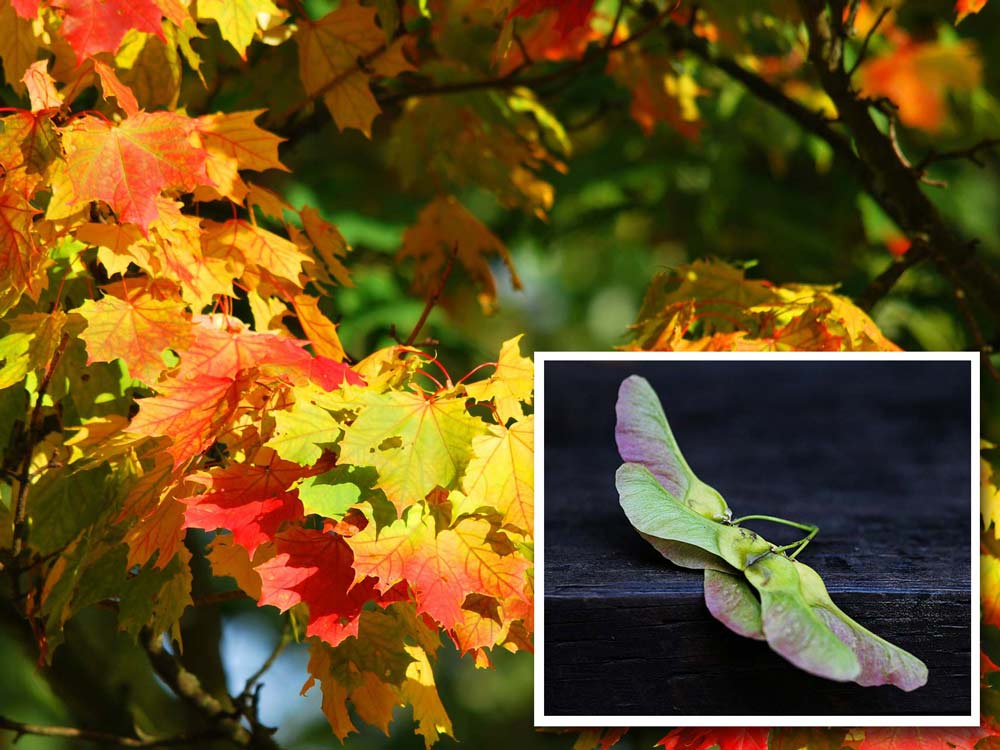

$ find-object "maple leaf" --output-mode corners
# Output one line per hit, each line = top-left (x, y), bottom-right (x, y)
(197, 0), (282, 59)
(844, 727), (988, 750)
(658, 727), (770, 750)
(123, 497), (186, 569)
(0, 189), (44, 301)
(22, 60), (63, 111)
(0, 111), (61, 198)
(127, 372), (247, 467)
(298, 206), (352, 288)
(255, 526), (382, 646)
(346, 510), (531, 629)
(265, 388), (343, 465)
(292, 294), (346, 362)
(338, 389), (488, 512)
(92, 59), (139, 116)
(181, 459), (308, 556)
(206, 532), (264, 598)
(62, 112), (210, 230)
(296, 0), (414, 137)
(76, 287), (192, 384)
(399, 195), (521, 313)
(956, 0), (988, 23)
(10, 0), (38, 18)
(859, 40), (982, 132)
(174, 314), (361, 392)
(0, 310), (67, 389)
(197, 109), (288, 202)
(52, 0), (165, 61)
(0, 2), (41, 93)
(455, 416), (533, 534)
(985, 553), (1000, 629)
(464, 334), (534, 423)
(608, 49), (702, 139)
(202, 219), (309, 287)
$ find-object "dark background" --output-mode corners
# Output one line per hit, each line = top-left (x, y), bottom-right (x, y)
(542, 358), (974, 718)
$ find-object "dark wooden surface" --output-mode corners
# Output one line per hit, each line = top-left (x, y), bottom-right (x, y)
(542, 359), (973, 718)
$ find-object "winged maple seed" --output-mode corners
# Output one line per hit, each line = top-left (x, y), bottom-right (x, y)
(615, 374), (928, 691)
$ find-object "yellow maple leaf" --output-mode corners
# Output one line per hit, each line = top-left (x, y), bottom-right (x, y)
(465, 334), (534, 423)
(456, 416), (533, 534)
(338, 389), (487, 512)
(296, 0), (414, 137)
(197, 0), (282, 59)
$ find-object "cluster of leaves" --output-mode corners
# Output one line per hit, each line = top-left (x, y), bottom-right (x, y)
(623, 259), (900, 352)
(0, 0), (543, 745)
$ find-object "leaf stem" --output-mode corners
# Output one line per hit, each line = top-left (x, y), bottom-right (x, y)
(731, 514), (820, 560)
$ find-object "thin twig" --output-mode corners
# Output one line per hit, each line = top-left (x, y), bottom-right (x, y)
(846, 5), (891, 77)
(241, 622), (292, 699)
(857, 241), (930, 311)
(0, 715), (226, 748)
(604, 0), (627, 50)
(915, 137), (1000, 172)
(939, 259), (1000, 384)
(405, 245), (458, 346)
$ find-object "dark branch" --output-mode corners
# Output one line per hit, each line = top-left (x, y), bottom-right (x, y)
(915, 137), (1000, 172)
(857, 241), (930, 311)
(141, 630), (278, 749)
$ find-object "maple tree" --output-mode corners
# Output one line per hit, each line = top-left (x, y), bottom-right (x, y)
(0, 0), (996, 748)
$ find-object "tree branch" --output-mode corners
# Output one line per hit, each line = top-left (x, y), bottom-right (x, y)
(795, 0), (1000, 330)
(0, 714), (227, 748)
(141, 630), (278, 749)
(857, 240), (930, 311)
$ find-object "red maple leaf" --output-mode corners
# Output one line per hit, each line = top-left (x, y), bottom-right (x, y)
(63, 112), (209, 230)
(53, 0), (165, 61)
(255, 527), (384, 647)
(178, 314), (363, 391)
(658, 727), (770, 750)
(180, 459), (309, 556)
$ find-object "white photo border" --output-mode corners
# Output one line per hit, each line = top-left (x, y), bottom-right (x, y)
(533, 351), (980, 728)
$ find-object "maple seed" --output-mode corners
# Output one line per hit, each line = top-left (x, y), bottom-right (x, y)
(614, 374), (928, 691)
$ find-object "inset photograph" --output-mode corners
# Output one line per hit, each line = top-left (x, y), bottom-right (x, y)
(536, 353), (977, 726)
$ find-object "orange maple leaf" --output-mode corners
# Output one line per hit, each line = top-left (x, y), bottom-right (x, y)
(127, 372), (247, 467)
(76, 286), (193, 384)
(347, 512), (531, 630)
(63, 112), (210, 230)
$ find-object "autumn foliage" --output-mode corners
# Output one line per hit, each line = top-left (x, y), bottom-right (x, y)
(0, 0), (997, 748)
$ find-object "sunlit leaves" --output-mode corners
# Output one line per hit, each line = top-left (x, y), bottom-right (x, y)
(455, 417), (533, 532)
(53, 0), (165, 61)
(0, 190), (43, 304)
(76, 288), (192, 384)
(626, 259), (901, 352)
(62, 112), (209, 229)
(956, 0), (989, 23)
(197, 0), (282, 59)
(346, 509), (531, 630)
(338, 388), (487, 512)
